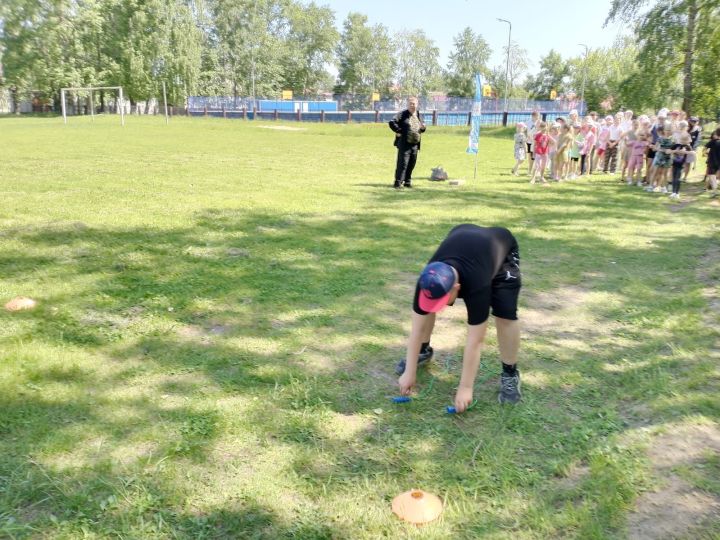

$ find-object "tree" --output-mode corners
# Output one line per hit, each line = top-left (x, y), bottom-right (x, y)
(445, 27), (491, 97)
(565, 37), (640, 113)
(212, 0), (288, 99)
(393, 29), (443, 97)
(335, 13), (394, 96)
(1, 0), (85, 105)
(486, 41), (530, 99)
(281, 2), (338, 95)
(524, 50), (569, 100)
(691, 6), (720, 118)
(606, 0), (713, 115)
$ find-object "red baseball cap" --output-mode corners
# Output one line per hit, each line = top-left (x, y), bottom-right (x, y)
(417, 262), (456, 313)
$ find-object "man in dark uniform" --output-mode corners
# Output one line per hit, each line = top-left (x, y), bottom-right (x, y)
(396, 224), (522, 411)
(389, 96), (426, 189)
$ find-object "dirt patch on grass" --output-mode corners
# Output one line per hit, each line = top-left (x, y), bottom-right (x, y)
(668, 180), (717, 212)
(522, 286), (621, 351)
(555, 463), (590, 492)
(176, 322), (233, 343)
(628, 423), (720, 539)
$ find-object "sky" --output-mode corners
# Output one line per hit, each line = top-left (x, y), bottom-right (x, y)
(323, 0), (630, 76)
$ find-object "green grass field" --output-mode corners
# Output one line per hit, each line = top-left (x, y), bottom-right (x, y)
(1, 115), (719, 539)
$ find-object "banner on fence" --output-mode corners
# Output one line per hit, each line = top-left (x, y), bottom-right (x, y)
(466, 74), (483, 155)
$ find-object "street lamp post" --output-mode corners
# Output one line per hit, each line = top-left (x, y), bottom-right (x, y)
(578, 43), (589, 115)
(497, 18), (512, 115)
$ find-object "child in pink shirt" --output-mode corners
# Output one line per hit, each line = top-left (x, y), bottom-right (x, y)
(627, 130), (650, 185)
(580, 122), (596, 176)
(596, 118), (610, 173)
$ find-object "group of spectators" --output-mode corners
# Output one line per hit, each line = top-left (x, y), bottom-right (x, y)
(513, 108), (720, 199)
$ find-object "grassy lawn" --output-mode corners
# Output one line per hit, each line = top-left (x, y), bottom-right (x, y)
(1, 115), (719, 539)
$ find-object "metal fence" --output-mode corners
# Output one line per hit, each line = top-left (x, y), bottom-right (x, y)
(188, 95), (586, 114)
(186, 95), (583, 126)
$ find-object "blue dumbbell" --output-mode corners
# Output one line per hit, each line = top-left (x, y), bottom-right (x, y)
(392, 396), (412, 403)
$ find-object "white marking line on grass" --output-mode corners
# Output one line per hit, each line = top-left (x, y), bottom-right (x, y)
(254, 125), (307, 131)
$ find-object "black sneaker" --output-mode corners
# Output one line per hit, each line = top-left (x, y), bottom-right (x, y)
(403, 183), (413, 188)
(393, 182), (402, 189)
(395, 346), (433, 375)
(498, 371), (521, 404)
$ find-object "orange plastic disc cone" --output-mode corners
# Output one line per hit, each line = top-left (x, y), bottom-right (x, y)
(5, 297), (37, 312)
(391, 489), (443, 524)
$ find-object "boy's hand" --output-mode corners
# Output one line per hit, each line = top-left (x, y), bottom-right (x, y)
(453, 386), (474, 413)
(398, 372), (416, 395)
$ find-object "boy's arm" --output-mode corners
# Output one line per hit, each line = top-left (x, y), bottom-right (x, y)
(398, 311), (433, 394)
(454, 322), (488, 412)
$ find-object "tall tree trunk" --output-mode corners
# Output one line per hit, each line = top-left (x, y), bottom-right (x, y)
(682, 0), (698, 115)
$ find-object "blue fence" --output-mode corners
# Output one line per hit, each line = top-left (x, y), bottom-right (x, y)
(187, 108), (572, 127)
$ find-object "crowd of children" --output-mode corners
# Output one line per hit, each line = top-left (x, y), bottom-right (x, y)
(511, 108), (720, 200)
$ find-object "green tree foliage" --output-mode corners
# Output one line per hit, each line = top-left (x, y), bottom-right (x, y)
(445, 27), (491, 97)
(692, 6), (720, 118)
(0, 0), (201, 106)
(335, 13), (394, 96)
(606, 0), (718, 116)
(565, 37), (640, 113)
(393, 29), (443, 97)
(524, 50), (569, 100)
(281, 2), (338, 95)
(212, 0), (287, 98)
(486, 41), (530, 99)
(1, 0), (84, 99)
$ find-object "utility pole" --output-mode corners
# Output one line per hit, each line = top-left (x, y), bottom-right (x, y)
(497, 18), (512, 114)
(579, 44), (589, 115)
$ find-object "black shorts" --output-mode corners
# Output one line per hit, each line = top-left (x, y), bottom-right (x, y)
(707, 164), (719, 175)
(647, 149), (657, 160)
(526, 142), (533, 160)
(571, 157), (579, 162)
(464, 248), (521, 324)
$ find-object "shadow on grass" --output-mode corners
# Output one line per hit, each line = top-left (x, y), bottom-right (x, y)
(1, 194), (718, 537)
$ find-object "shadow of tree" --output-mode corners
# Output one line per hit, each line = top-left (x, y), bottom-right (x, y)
(1, 190), (718, 537)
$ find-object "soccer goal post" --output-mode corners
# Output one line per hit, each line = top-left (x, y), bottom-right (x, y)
(60, 86), (125, 126)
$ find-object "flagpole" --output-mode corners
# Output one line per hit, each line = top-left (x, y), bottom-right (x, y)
(467, 73), (483, 180)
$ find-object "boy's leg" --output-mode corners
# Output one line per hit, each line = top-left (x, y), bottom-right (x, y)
(672, 166), (681, 194)
(495, 317), (520, 365)
(490, 254), (522, 404)
(496, 316), (521, 404)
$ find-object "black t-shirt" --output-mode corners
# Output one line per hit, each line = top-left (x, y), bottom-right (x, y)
(690, 126), (702, 149)
(706, 139), (720, 168)
(671, 143), (692, 165)
(413, 224), (518, 324)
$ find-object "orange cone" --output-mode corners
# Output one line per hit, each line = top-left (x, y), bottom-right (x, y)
(5, 297), (37, 311)
(391, 489), (443, 524)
